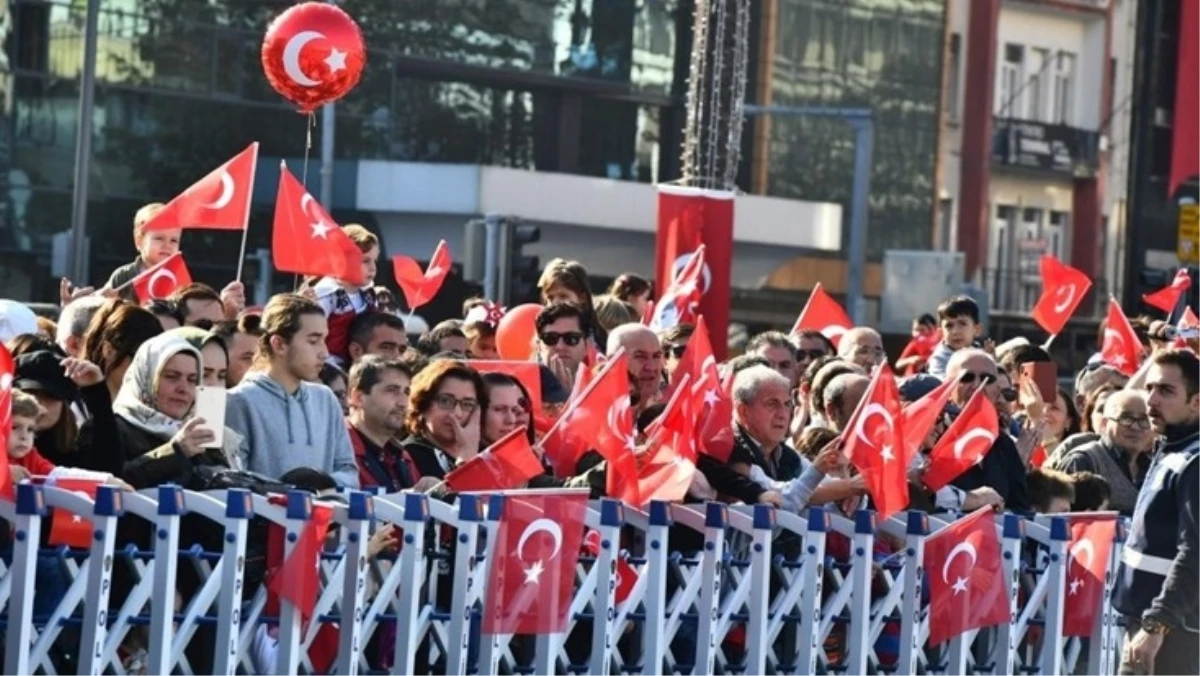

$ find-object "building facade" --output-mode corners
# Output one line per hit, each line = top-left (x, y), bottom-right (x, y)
(941, 0), (1133, 339)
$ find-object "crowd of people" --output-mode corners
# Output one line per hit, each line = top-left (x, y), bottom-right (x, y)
(0, 202), (1196, 675)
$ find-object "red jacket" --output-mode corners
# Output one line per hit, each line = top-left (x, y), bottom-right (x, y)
(13, 448), (56, 476)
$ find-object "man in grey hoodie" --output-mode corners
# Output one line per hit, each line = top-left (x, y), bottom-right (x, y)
(226, 294), (359, 488)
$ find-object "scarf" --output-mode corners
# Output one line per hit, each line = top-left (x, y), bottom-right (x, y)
(112, 333), (203, 439)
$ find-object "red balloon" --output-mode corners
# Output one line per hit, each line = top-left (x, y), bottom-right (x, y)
(262, 2), (365, 113)
(496, 304), (543, 361)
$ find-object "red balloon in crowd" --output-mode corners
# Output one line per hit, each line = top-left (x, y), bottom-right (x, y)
(496, 304), (543, 361)
(261, 2), (365, 113)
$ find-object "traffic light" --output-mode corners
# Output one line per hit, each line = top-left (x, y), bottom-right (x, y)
(498, 219), (541, 305)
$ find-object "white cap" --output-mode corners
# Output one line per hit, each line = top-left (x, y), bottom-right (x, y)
(0, 300), (39, 344)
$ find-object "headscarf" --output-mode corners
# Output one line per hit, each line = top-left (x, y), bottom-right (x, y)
(112, 333), (202, 438)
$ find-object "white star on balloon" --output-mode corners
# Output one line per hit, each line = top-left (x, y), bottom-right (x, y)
(311, 220), (332, 239)
(523, 559), (545, 585)
(325, 48), (347, 72)
(951, 576), (968, 595)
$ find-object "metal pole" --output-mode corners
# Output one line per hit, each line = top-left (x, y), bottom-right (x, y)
(484, 213), (502, 302)
(319, 102), (336, 208)
(845, 120), (874, 325)
(68, 0), (100, 284)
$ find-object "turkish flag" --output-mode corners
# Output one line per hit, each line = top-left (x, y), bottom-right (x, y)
(654, 185), (733, 360)
(900, 375), (956, 459)
(466, 360), (542, 413)
(1178, 307), (1200, 348)
(840, 364), (909, 519)
(272, 162), (366, 286)
(667, 315), (735, 462)
(1031, 255), (1093, 335)
(267, 502), (333, 620)
(483, 491), (588, 635)
(130, 252), (192, 303)
(392, 240), (452, 311)
(48, 479), (101, 549)
(1063, 516), (1118, 637)
(1169, 0), (1199, 195)
(922, 388), (999, 492)
(582, 530), (638, 604)
(0, 344), (14, 503)
(1143, 268), (1192, 314)
(649, 244), (706, 332)
(1101, 299), (1142, 375)
(142, 143), (258, 232)
(791, 282), (854, 347)
(925, 507), (1009, 646)
(611, 373), (697, 506)
(445, 427), (544, 492)
(538, 354), (637, 487)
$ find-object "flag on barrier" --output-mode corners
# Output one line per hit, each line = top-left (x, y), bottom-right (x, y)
(267, 502), (334, 619)
(48, 479), (101, 549)
(483, 492), (587, 635)
(925, 506), (1008, 646)
(445, 427), (543, 492)
(1063, 515), (1118, 637)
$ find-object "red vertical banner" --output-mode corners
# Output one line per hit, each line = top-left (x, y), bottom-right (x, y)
(655, 185), (734, 360)
(1170, 0), (1199, 196)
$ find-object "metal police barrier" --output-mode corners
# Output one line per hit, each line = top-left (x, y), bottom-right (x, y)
(0, 484), (1126, 675)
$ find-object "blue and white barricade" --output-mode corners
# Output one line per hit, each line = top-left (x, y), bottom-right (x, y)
(0, 484), (1130, 675)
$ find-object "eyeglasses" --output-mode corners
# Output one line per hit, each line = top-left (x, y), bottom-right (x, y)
(433, 393), (479, 414)
(1116, 415), (1152, 430)
(666, 344), (688, 359)
(796, 349), (827, 361)
(540, 331), (584, 347)
(959, 371), (997, 386)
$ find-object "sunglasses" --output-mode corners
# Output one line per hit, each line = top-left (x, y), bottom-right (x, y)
(796, 349), (827, 361)
(959, 371), (997, 386)
(540, 331), (584, 347)
(666, 344), (688, 359)
(1000, 387), (1018, 402)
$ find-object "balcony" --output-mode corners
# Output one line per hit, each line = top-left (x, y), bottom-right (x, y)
(992, 117), (1100, 178)
(983, 267), (1108, 318)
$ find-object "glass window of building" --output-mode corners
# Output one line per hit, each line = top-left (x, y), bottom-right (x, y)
(998, 43), (1025, 118)
(1053, 51), (1076, 125)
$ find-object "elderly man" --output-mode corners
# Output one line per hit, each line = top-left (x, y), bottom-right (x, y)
(937, 348), (1030, 512)
(57, 295), (107, 358)
(1049, 390), (1154, 515)
(607, 323), (665, 410)
(837, 327), (885, 370)
(821, 373), (870, 431)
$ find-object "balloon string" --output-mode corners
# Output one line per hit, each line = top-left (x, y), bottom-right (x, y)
(294, 112), (316, 293)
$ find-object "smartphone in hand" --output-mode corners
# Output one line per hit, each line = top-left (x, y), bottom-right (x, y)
(193, 386), (227, 449)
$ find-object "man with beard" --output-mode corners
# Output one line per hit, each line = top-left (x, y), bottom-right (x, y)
(347, 356), (415, 491)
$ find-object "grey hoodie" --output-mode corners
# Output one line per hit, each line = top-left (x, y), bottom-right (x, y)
(225, 371), (359, 488)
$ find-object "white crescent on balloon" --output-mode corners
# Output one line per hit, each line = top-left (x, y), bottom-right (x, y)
(201, 170), (235, 210)
(1052, 284), (1077, 314)
(941, 541), (978, 583)
(952, 428), (996, 462)
(282, 30), (325, 87)
(854, 403), (894, 449)
(517, 518), (564, 562)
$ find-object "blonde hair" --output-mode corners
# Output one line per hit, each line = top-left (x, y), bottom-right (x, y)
(592, 294), (637, 333)
(133, 202), (166, 241)
(342, 224), (379, 254)
(10, 389), (44, 420)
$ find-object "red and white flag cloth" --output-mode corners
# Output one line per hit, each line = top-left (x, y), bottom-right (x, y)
(1101, 299), (1142, 375)
(924, 507), (1009, 646)
(1030, 255), (1092, 335)
(899, 375), (956, 460)
(582, 530), (638, 604)
(0, 344), (14, 503)
(1063, 515), (1118, 637)
(666, 315), (735, 462)
(839, 364), (909, 520)
(392, 240), (452, 311)
(483, 491), (588, 635)
(610, 373), (697, 507)
(790, 282), (853, 347)
(445, 427), (544, 493)
(142, 143), (258, 232)
(130, 252), (192, 303)
(1143, 268), (1192, 313)
(922, 387), (999, 492)
(266, 502), (334, 620)
(649, 245), (706, 331)
(48, 478), (102, 549)
(271, 161), (366, 286)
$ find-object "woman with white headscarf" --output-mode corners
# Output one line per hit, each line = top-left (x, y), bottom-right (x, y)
(113, 333), (245, 489)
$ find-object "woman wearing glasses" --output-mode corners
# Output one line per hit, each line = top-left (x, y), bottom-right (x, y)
(399, 360), (487, 482)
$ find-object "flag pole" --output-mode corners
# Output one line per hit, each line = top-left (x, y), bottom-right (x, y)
(291, 112), (318, 293)
(234, 145), (260, 284)
(1042, 333), (1058, 351)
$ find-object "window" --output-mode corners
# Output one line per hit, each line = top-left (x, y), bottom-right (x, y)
(938, 197), (955, 249)
(1028, 48), (1050, 121)
(1053, 52), (1076, 125)
(991, 205), (1016, 310)
(1048, 211), (1069, 259)
(947, 33), (962, 121)
(998, 44), (1025, 118)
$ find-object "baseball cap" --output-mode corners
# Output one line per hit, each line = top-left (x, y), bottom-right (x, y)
(14, 350), (79, 403)
(0, 300), (39, 344)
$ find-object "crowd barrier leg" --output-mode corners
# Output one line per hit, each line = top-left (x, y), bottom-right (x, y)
(3, 484), (45, 676)
(995, 514), (1026, 675)
(693, 502), (728, 675)
(739, 504), (776, 674)
(213, 489), (253, 676)
(1039, 517), (1070, 676)
(639, 501), (672, 676)
(587, 499), (623, 676)
(796, 509), (829, 674)
(1090, 521), (1125, 675)
(147, 486), (184, 675)
(446, 494), (484, 676)
(392, 493), (430, 676)
(845, 510), (877, 675)
(335, 492), (373, 676)
(77, 486), (123, 676)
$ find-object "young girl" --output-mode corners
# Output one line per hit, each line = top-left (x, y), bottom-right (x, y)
(308, 224), (380, 366)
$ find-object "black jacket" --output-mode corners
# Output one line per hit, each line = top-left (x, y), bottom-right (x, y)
(36, 384), (126, 476)
(117, 418), (230, 490)
(1113, 426), (1199, 632)
(950, 432), (1031, 512)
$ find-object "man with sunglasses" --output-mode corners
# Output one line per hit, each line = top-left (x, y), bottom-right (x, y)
(659, 323), (695, 381)
(941, 349), (1031, 512)
(1050, 390), (1154, 515)
(536, 302), (591, 392)
(792, 329), (834, 376)
(746, 331), (803, 389)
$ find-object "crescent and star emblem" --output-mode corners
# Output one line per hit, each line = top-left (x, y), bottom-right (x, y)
(1103, 329), (1128, 367)
(607, 397), (637, 452)
(821, 325), (848, 342)
(200, 170), (235, 210)
(147, 269), (178, 300)
(854, 403), (896, 462)
(1068, 538), (1095, 596)
(672, 252), (712, 295)
(300, 195), (333, 239)
(516, 517), (563, 585)
(941, 541), (978, 595)
(1052, 284), (1077, 314)
(953, 428), (996, 465)
(282, 30), (348, 89)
